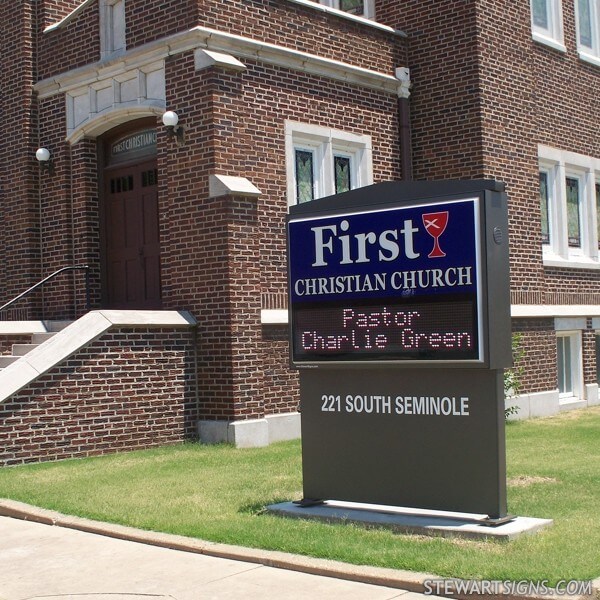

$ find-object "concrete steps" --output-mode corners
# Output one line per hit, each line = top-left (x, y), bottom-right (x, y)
(0, 356), (19, 368)
(0, 322), (72, 370)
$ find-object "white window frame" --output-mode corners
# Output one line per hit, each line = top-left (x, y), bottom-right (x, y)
(530, 0), (566, 52)
(293, 141), (324, 203)
(285, 121), (373, 207)
(565, 171), (598, 260)
(576, 0), (600, 66)
(332, 149), (359, 194)
(555, 327), (583, 403)
(319, 0), (375, 19)
(100, 0), (126, 60)
(538, 146), (600, 268)
(539, 165), (556, 250)
(596, 177), (600, 252)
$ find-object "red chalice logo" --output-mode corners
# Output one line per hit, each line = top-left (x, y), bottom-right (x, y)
(422, 211), (449, 258)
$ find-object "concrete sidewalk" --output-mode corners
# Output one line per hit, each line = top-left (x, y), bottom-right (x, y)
(0, 515), (428, 600)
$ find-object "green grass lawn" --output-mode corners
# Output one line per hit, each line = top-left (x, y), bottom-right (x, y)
(1, 407), (600, 584)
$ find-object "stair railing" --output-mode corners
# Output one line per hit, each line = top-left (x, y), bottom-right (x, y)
(0, 265), (90, 321)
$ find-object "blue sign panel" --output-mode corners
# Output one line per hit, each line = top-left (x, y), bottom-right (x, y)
(288, 198), (482, 364)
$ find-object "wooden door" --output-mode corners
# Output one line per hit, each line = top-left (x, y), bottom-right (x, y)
(104, 160), (161, 308)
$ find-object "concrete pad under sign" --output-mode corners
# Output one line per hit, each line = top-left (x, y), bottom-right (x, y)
(267, 501), (553, 541)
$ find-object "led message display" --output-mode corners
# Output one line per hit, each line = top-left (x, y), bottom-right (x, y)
(288, 198), (482, 364)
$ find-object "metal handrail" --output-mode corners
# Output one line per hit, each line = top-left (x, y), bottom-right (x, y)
(0, 265), (90, 317)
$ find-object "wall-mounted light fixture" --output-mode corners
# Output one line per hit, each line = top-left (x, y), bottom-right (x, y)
(36, 148), (55, 175)
(162, 110), (184, 144)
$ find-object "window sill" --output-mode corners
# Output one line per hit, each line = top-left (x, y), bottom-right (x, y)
(532, 32), (567, 54)
(558, 397), (586, 409)
(285, 0), (403, 36)
(261, 309), (289, 324)
(578, 49), (600, 68)
(543, 254), (600, 270)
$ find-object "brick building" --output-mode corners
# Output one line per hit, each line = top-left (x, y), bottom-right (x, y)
(0, 0), (598, 464)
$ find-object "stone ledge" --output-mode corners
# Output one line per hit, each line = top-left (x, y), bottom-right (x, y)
(208, 174), (262, 199)
(198, 413), (301, 448)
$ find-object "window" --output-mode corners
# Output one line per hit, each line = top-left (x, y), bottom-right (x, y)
(556, 331), (582, 402)
(286, 122), (372, 206)
(334, 153), (352, 194)
(538, 146), (600, 267)
(566, 176), (582, 248)
(319, 0), (375, 19)
(530, 0), (565, 51)
(539, 171), (551, 244)
(597, 181), (600, 249)
(295, 148), (316, 204)
(576, 0), (600, 64)
(100, 0), (126, 59)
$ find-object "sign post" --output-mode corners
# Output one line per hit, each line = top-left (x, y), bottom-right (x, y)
(287, 180), (512, 520)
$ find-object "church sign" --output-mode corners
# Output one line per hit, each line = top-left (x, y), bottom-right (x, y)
(287, 180), (512, 519)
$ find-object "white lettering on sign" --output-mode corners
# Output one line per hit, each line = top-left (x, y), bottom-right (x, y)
(293, 267), (472, 297)
(311, 219), (420, 267)
(111, 130), (157, 156)
(320, 394), (470, 416)
(395, 396), (469, 416)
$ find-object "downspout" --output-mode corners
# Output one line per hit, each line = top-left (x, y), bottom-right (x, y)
(396, 67), (413, 181)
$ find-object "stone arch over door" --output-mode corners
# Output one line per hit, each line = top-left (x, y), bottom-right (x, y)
(100, 119), (162, 309)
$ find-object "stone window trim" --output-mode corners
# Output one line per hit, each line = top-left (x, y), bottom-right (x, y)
(576, 0), (600, 67)
(285, 0), (401, 35)
(319, 0), (375, 20)
(530, 0), (567, 53)
(555, 324), (583, 403)
(538, 145), (600, 269)
(285, 121), (373, 207)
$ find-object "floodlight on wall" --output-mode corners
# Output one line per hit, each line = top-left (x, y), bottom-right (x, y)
(35, 147), (54, 175)
(162, 110), (184, 144)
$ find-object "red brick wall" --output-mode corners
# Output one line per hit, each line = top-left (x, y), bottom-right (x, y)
(377, 0), (599, 398)
(37, 0), (404, 81)
(197, 0), (404, 73)
(155, 54), (401, 420)
(475, 0), (599, 299)
(475, 0), (599, 396)
(0, 1), (40, 315)
(583, 321), (597, 386)
(38, 2), (100, 79)
(126, 0), (198, 49)
(377, 0), (485, 182)
(377, 0), (599, 301)
(206, 60), (401, 299)
(10, 0), (596, 417)
(37, 95), (76, 320)
(262, 325), (299, 415)
(41, 0), (83, 28)
(71, 139), (102, 314)
(0, 328), (197, 466)
(512, 319), (557, 395)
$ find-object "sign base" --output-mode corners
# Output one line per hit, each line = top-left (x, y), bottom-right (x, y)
(300, 367), (507, 518)
(268, 501), (553, 542)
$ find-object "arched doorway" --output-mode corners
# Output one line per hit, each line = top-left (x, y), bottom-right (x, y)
(101, 121), (161, 309)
